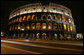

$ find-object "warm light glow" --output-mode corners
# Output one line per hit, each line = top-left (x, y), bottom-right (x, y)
(32, 26), (35, 29)
(32, 15), (35, 20)
(48, 23), (52, 30)
(27, 26), (30, 29)
(23, 16), (26, 21)
(64, 24), (66, 30)
(58, 15), (61, 21)
(1, 32), (3, 35)
(59, 17), (61, 21)
(37, 33), (40, 36)
(54, 33), (57, 36)
(62, 17), (65, 21)
(17, 18), (18, 22)
(31, 23), (35, 29)
(27, 15), (31, 21)
(19, 17), (22, 22)
(42, 33), (46, 35)
(68, 25), (69, 31)
(43, 26), (46, 29)
(48, 14), (52, 20)
(18, 27), (20, 30)
(1, 32), (4, 37)
(69, 18), (71, 23)
(18, 25), (20, 30)
(70, 26), (72, 31)
(48, 26), (51, 29)
(42, 23), (46, 30)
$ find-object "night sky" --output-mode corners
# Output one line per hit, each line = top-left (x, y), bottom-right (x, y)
(1, 1), (83, 33)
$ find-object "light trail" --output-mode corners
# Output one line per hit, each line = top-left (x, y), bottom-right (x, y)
(1, 44), (41, 54)
(1, 40), (83, 52)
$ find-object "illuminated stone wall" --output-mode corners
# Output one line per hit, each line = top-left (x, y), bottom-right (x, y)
(8, 3), (76, 40)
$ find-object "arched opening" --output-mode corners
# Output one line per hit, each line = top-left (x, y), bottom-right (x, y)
(53, 23), (58, 30)
(32, 14), (36, 20)
(63, 24), (66, 30)
(19, 16), (22, 22)
(68, 18), (71, 23)
(15, 25), (17, 30)
(42, 33), (47, 40)
(42, 23), (46, 30)
(59, 23), (62, 30)
(62, 17), (65, 22)
(37, 33), (40, 39)
(20, 24), (25, 31)
(22, 16), (26, 21)
(59, 34), (63, 40)
(42, 15), (47, 20)
(53, 15), (57, 20)
(54, 33), (57, 40)
(32, 33), (35, 40)
(36, 23), (40, 30)
(70, 25), (73, 31)
(31, 23), (35, 30)
(26, 24), (30, 30)
(18, 24), (20, 30)
(27, 15), (31, 21)
(58, 15), (61, 21)
(16, 18), (19, 22)
(48, 23), (52, 30)
(48, 14), (52, 20)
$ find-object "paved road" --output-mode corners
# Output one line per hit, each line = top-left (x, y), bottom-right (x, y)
(1, 40), (83, 54)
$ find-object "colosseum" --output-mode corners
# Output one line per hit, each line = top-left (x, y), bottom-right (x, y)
(8, 3), (76, 40)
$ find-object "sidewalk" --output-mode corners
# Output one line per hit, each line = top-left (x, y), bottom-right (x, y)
(1, 39), (83, 46)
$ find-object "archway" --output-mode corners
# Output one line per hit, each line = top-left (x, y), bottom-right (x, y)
(42, 33), (47, 40)
(37, 33), (40, 39)
(54, 33), (57, 40)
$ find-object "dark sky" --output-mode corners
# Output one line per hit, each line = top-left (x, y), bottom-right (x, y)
(1, 1), (83, 33)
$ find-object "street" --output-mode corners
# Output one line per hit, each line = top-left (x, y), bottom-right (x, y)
(1, 40), (83, 54)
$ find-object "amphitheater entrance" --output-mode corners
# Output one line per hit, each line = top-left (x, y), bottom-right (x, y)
(36, 33), (40, 39)
(32, 33), (35, 40)
(54, 33), (57, 40)
(42, 33), (47, 40)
